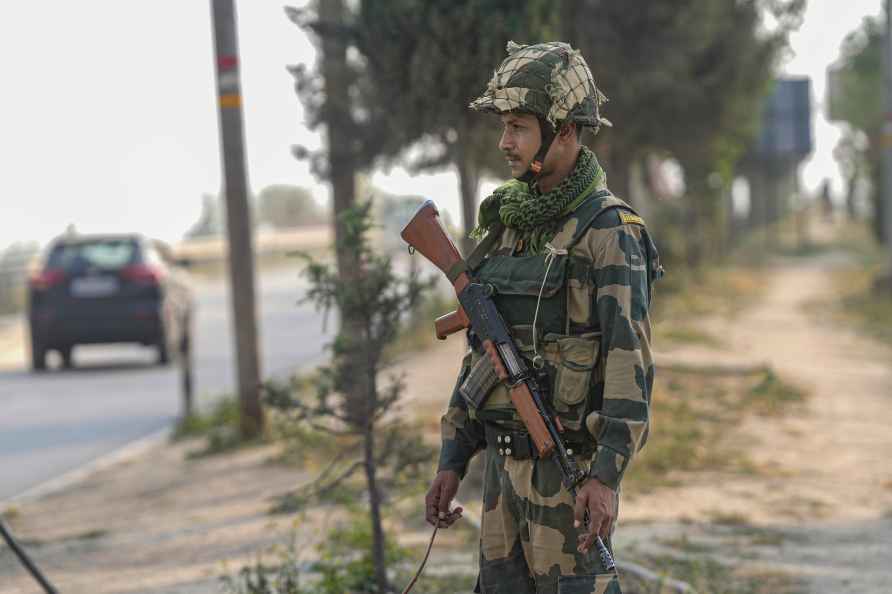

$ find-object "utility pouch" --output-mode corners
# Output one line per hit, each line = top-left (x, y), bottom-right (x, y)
(459, 352), (502, 409)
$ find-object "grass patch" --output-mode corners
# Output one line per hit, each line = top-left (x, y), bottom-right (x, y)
(219, 510), (475, 594)
(708, 510), (752, 527)
(172, 396), (267, 457)
(385, 289), (455, 359)
(746, 370), (806, 416)
(269, 483), (359, 515)
(657, 325), (725, 348)
(633, 554), (805, 594)
(656, 533), (714, 555)
(72, 529), (109, 541)
(172, 396), (241, 440)
(654, 265), (766, 325)
(624, 367), (807, 492)
(800, 221), (892, 345)
(1, 507), (20, 522)
(824, 264), (892, 347)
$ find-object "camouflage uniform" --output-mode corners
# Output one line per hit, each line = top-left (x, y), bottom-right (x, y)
(436, 42), (661, 594)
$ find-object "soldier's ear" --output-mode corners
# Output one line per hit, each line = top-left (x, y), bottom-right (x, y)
(558, 123), (577, 141)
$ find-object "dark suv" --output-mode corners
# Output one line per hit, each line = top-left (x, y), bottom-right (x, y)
(27, 234), (193, 371)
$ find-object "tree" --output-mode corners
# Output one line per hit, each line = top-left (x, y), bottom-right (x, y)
(285, 3), (429, 590)
(265, 203), (432, 594)
(184, 193), (224, 239)
(561, 0), (804, 265)
(832, 15), (885, 242)
(352, 1), (551, 255)
(256, 185), (326, 229)
(834, 129), (870, 220)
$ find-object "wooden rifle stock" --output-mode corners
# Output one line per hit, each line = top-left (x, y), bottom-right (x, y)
(400, 200), (464, 281)
(509, 383), (555, 457)
(434, 307), (470, 340)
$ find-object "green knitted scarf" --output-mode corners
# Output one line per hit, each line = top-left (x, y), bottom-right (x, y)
(472, 147), (606, 248)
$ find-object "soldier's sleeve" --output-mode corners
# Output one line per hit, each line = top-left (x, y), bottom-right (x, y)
(437, 351), (487, 479)
(585, 220), (656, 491)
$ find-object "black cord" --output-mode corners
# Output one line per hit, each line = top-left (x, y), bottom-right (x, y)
(0, 518), (59, 594)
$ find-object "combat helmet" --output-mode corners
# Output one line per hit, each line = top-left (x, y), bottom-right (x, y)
(470, 41), (610, 183)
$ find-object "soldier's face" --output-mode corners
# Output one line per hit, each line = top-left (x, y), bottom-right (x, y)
(498, 113), (541, 178)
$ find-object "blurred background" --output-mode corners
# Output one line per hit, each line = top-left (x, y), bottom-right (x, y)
(2, 1), (892, 593)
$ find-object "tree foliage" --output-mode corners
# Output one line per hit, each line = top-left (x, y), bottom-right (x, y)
(832, 14), (885, 241)
(289, 1), (551, 255)
(562, 0), (804, 264)
(256, 185), (326, 229)
(264, 203), (433, 593)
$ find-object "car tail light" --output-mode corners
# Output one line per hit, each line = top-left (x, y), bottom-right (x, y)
(121, 264), (162, 285)
(29, 268), (66, 290)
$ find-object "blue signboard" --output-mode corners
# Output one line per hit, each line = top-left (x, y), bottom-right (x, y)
(754, 78), (813, 160)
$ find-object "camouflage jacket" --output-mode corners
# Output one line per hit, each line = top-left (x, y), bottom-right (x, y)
(437, 191), (660, 491)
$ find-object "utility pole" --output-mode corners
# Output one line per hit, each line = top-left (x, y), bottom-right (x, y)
(210, 0), (265, 437)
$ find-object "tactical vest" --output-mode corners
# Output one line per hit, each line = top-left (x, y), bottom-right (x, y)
(462, 190), (658, 438)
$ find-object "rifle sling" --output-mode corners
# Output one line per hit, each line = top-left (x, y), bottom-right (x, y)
(466, 222), (505, 272)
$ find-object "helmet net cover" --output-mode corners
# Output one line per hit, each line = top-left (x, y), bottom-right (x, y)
(470, 41), (611, 132)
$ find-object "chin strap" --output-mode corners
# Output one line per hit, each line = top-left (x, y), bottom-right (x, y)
(518, 116), (558, 185)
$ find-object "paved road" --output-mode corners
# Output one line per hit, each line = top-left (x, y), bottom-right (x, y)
(0, 264), (331, 500)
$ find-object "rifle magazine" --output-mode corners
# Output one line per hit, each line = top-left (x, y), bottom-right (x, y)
(459, 353), (502, 409)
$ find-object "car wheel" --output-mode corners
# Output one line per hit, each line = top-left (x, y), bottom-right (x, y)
(31, 340), (47, 372)
(60, 347), (74, 369)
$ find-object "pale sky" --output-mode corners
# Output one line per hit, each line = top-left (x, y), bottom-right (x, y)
(0, 1), (884, 252)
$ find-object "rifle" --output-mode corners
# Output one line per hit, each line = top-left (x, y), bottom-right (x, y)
(401, 200), (615, 572)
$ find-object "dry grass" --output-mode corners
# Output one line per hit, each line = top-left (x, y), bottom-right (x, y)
(654, 264), (766, 328)
(624, 366), (807, 493)
(631, 553), (806, 594)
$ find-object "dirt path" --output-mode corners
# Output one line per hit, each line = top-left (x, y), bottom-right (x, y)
(621, 252), (892, 593)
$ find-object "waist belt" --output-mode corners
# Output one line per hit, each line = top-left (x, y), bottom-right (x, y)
(484, 423), (595, 461)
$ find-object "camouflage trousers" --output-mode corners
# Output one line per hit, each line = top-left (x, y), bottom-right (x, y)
(475, 445), (622, 594)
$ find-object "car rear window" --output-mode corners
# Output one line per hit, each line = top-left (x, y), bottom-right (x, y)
(47, 239), (141, 272)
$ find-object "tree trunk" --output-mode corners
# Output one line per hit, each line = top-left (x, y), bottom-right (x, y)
(320, 0), (358, 283)
(455, 126), (481, 257)
(319, 0), (370, 428)
(845, 165), (859, 220)
(872, 165), (886, 244)
(363, 362), (389, 593)
(364, 427), (388, 593)
(317, 3), (390, 591)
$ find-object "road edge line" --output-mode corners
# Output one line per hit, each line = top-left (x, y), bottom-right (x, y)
(1, 425), (174, 508)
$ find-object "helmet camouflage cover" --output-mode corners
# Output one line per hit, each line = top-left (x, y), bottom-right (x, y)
(469, 41), (611, 132)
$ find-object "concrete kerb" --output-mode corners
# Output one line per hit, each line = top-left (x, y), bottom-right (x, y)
(0, 425), (173, 510)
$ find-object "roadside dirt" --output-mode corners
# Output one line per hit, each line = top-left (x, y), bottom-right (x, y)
(621, 250), (892, 593)
(0, 316), (25, 370)
(2, 235), (891, 593)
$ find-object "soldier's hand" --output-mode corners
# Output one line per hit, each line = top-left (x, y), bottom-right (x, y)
(573, 478), (616, 553)
(425, 470), (463, 528)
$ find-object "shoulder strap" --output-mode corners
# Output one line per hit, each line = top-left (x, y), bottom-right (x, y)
(565, 191), (643, 250)
(466, 222), (505, 271)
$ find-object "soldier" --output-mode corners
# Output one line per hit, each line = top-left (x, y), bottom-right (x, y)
(423, 42), (661, 594)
